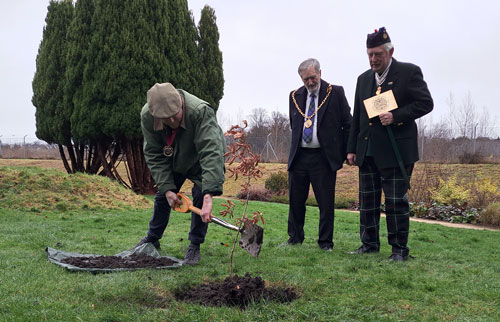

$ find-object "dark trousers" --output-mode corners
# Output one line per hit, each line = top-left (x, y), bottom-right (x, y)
(147, 182), (208, 245)
(358, 157), (414, 256)
(288, 148), (336, 248)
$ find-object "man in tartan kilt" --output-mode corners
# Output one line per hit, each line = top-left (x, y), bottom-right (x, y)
(346, 27), (433, 261)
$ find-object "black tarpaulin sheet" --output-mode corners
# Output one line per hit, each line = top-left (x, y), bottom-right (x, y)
(46, 243), (183, 273)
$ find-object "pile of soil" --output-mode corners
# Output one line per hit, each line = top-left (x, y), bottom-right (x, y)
(174, 273), (298, 308)
(61, 253), (177, 269)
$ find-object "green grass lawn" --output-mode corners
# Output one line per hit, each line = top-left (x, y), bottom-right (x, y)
(1, 201), (499, 321)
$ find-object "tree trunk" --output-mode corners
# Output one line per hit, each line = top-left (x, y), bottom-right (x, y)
(74, 143), (84, 173)
(64, 140), (78, 173)
(96, 140), (115, 179)
(58, 138), (155, 195)
(123, 138), (155, 194)
(88, 141), (101, 174)
(58, 144), (72, 174)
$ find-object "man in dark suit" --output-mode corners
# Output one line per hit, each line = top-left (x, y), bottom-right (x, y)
(287, 58), (352, 251)
(347, 27), (433, 261)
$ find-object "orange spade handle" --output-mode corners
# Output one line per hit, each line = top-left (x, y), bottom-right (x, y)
(173, 192), (201, 215)
(173, 192), (240, 232)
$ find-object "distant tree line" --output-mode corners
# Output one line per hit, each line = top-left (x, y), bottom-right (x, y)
(240, 91), (500, 164)
(32, 0), (223, 194)
(417, 91), (500, 163)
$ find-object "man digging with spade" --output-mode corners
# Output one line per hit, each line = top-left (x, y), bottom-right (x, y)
(135, 82), (226, 265)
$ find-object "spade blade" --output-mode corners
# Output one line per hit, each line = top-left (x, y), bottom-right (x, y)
(238, 222), (264, 258)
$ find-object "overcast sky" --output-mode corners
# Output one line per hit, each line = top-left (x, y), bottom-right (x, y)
(1, 0), (499, 142)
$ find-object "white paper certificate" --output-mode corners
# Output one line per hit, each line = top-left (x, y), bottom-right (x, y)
(363, 90), (398, 118)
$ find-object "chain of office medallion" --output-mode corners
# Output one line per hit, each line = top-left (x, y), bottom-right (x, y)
(291, 84), (332, 120)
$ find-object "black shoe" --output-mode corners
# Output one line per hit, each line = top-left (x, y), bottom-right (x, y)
(277, 241), (301, 248)
(389, 254), (408, 261)
(286, 238), (303, 246)
(183, 243), (201, 265)
(135, 236), (161, 250)
(320, 245), (333, 252)
(347, 245), (379, 255)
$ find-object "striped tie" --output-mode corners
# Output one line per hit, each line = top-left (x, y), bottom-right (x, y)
(303, 93), (316, 143)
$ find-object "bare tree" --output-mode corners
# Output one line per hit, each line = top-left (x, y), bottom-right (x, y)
(445, 92), (456, 137)
(269, 111), (290, 135)
(417, 116), (428, 161)
(245, 108), (270, 156)
(430, 119), (453, 140)
(451, 91), (478, 139)
(248, 108), (270, 133)
(268, 111), (291, 161)
(417, 116), (428, 139)
(476, 106), (497, 138)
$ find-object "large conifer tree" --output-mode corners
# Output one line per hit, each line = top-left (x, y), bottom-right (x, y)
(73, 0), (177, 192)
(33, 0), (225, 194)
(198, 5), (224, 110)
(63, 0), (97, 173)
(32, 0), (74, 151)
(163, 0), (201, 96)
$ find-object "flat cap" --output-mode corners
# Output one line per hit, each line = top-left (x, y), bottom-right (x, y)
(147, 82), (182, 118)
(366, 27), (391, 48)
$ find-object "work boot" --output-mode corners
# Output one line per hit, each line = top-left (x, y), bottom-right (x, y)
(183, 243), (201, 265)
(135, 236), (161, 250)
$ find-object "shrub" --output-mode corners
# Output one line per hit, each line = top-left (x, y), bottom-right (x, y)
(458, 152), (484, 164)
(408, 163), (445, 204)
(467, 177), (500, 209)
(410, 201), (484, 224)
(268, 195), (355, 209)
(269, 195), (288, 205)
(432, 175), (470, 205)
(422, 202), (480, 224)
(264, 171), (288, 195)
(409, 201), (430, 218)
(479, 202), (500, 227)
(236, 186), (270, 202)
(305, 196), (318, 207)
(334, 196), (356, 209)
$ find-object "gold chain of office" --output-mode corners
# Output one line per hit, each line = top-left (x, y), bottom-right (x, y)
(291, 84), (332, 128)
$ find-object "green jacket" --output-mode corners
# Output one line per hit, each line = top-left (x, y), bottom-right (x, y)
(141, 89), (225, 196)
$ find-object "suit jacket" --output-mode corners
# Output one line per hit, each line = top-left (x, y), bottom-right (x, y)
(347, 58), (433, 168)
(288, 79), (352, 172)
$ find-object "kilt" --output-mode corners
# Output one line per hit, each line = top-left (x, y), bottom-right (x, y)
(358, 157), (414, 256)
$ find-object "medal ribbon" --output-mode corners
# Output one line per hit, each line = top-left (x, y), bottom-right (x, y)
(165, 129), (177, 146)
(375, 58), (392, 95)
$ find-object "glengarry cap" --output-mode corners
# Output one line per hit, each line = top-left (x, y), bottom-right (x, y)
(366, 27), (391, 48)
